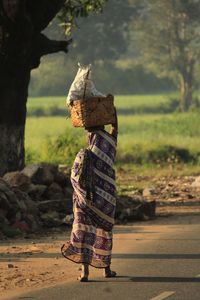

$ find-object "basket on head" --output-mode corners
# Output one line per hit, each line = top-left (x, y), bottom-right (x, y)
(70, 94), (115, 128)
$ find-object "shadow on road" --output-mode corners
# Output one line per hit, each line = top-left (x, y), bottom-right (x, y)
(129, 276), (200, 283)
(89, 276), (200, 283)
(1, 252), (200, 262)
(84, 276), (200, 283)
(113, 253), (200, 259)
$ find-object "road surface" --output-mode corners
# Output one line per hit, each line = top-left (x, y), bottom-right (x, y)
(7, 215), (200, 300)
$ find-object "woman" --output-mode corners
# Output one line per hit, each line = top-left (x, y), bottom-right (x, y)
(61, 109), (118, 282)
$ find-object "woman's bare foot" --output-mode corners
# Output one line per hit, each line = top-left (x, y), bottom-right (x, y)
(103, 266), (117, 278)
(78, 264), (89, 282)
(77, 275), (88, 282)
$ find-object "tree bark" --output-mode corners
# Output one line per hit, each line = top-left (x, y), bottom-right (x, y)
(0, 66), (30, 176)
(0, 125), (26, 176)
(0, 0), (70, 176)
(179, 66), (194, 112)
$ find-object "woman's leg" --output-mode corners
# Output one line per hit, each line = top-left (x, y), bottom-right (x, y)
(103, 265), (117, 278)
(78, 264), (89, 282)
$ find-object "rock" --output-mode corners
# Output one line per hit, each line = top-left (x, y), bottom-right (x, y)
(12, 220), (29, 232)
(2, 224), (21, 237)
(38, 166), (55, 185)
(63, 187), (73, 198)
(62, 198), (73, 214)
(0, 214), (9, 229)
(39, 197), (72, 216)
(22, 165), (41, 181)
(62, 214), (74, 225)
(22, 164), (56, 185)
(142, 187), (156, 197)
(3, 190), (21, 221)
(58, 165), (71, 176)
(0, 164), (74, 234)
(136, 200), (156, 220)
(3, 172), (31, 192)
(118, 199), (156, 221)
(170, 192), (180, 197)
(44, 182), (64, 200)
(15, 211), (22, 221)
(25, 197), (38, 215)
(187, 193), (194, 199)
(191, 177), (200, 188)
(12, 189), (28, 213)
(54, 171), (70, 187)
(0, 191), (11, 211)
(0, 178), (11, 192)
(24, 214), (41, 231)
(37, 200), (63, 213)
(115, 195), (143, 218)
(13, 188), (39, 213)
(28, 184), (47, 200)
(40, 211), (62, 227)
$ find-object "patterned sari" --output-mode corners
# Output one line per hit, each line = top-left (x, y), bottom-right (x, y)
(61, 130), (117, 268)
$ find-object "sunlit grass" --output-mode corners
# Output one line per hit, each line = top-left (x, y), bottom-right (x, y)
(26, 95), (200, 175)
(27, 94), (174, 109)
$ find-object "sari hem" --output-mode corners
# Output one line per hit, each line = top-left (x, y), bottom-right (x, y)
(61, 243), (110, 268)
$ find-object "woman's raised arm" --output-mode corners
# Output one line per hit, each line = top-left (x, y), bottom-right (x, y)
(110, 107), (118, 138)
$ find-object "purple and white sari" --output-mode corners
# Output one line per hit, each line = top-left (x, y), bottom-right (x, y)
(61, 130), (117, 268)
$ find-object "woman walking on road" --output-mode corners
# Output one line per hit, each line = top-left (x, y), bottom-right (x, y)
(61, 109), (118, 281)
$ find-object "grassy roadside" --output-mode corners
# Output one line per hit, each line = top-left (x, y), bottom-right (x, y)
(26, 94), (200, 177)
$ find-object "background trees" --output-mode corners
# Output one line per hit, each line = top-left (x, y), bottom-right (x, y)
(131, 0), (200, 111)
(1, 0), (200, 175)
(31, 0), (200, 112)
(0, 0), (107, 175)
(30, 0), (175, 97)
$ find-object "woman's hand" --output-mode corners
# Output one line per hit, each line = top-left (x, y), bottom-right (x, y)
(110, 107), (118, 137)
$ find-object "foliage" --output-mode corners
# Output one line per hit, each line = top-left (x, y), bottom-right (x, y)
(68, 0), (135, 61)
(45, 0), (134, 61)
(131, 0), (200, 111)
(26, 94), (200, 167)
(58, 0), (108, 35)
(30, 56), (174, 96)
(132, 0), (200, 77)
(43, 130), (85, 165)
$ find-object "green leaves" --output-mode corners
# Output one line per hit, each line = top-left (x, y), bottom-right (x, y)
(57, 0), (108, 35)
(129, 0), (200, 110)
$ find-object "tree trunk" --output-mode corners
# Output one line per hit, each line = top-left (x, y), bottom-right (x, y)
(179, 66), (194, 112)
(0, 0), (71, 176)
(0, 68), (30, 176)
(0, 125), (25, 176)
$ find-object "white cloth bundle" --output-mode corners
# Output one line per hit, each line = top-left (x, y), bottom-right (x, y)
(66, 63), (105, 106)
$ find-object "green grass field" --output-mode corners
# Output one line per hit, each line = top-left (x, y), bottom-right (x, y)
(27, 95), (169, 109)
(26, 95), (200, 175)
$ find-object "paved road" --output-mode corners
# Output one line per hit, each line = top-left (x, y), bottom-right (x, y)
(9, 216), (200, 300)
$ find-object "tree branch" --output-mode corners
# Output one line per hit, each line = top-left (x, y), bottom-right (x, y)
(27, 0), (66, 33)
(31, 33), (72, 69)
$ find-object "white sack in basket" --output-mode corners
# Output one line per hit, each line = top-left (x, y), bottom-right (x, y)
(66, 63), (105, 106)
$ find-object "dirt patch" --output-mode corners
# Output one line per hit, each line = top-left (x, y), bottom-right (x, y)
(0, 229), (77, 300)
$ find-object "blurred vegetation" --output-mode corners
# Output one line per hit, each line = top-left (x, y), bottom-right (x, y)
(27, 94), (180, 117)
(30, 0), (200, 112)
(131, 0), (200, 111)
(26, 95), (200, 172)
(26, 1), (200, 177)
(29, 0), (176, 97)
(30, 58), (174, 97)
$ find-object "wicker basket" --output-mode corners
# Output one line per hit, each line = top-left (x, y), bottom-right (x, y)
(70, 94), (115, 128)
